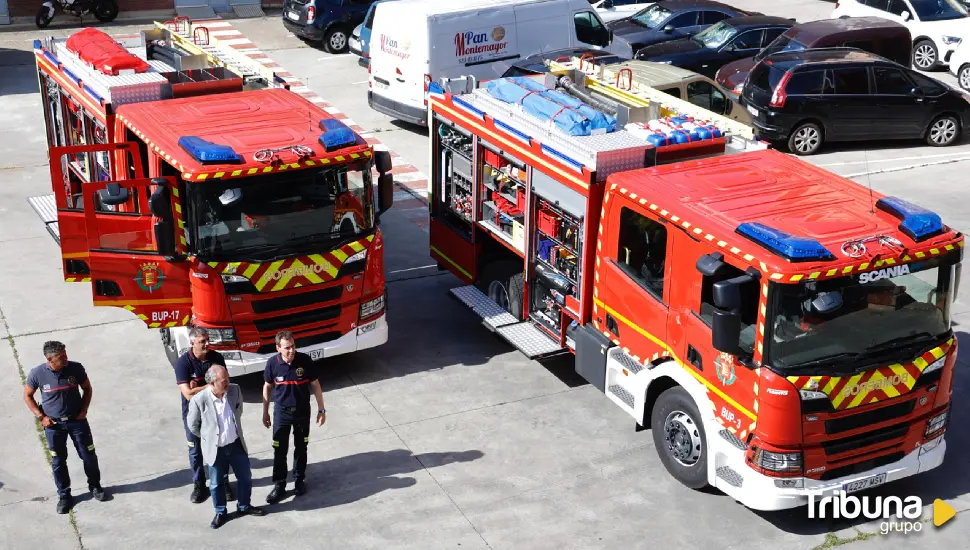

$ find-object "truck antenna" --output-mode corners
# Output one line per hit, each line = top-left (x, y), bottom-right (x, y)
(863, 148), (874, 214)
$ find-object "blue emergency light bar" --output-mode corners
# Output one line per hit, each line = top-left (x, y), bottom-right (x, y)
(178, 136), (242, 164)
(875, 196), (944, 242)
(736, 222), (835, 263)
(318, 119), (357, 152)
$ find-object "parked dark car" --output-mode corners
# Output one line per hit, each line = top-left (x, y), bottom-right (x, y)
(634, 15), (794, 78)
(740, 48), (969, 155)
(501, 47), (628, 77)
(606, 0), (753, 56)
(282, 0), (376, 54)
(716, 16), (912, 95)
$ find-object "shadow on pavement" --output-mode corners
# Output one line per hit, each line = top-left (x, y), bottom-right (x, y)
(253, 448), (484, 511)
(751, 329), (970, 535)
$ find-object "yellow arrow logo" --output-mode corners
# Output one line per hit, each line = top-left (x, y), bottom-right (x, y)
(934, 499), (956, 527)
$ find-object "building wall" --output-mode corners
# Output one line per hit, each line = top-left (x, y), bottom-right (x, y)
(9, 0), (174, 18)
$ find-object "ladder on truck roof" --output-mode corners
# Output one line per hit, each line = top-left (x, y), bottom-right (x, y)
(546, 56), (762, 144)
(155, 17), (282, 89)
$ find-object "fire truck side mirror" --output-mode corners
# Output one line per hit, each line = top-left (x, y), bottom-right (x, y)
(149, 184), (173, 220)
(375, 150), (392, 174)
(154, 219), (178, 260)
(711, 309), (742, 355)
(378, 173), (394, 215)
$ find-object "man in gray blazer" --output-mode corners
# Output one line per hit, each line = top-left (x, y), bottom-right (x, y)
(187, 365), (266, 529)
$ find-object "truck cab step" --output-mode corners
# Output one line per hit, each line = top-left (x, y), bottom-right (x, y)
(28, 194), (60, 244)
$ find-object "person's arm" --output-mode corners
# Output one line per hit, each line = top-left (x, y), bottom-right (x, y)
(178, 382), (206, 401)
(77, 378), (93, 420)
(262, 381), (272, 428)
(174, 357), (206, 400)
(23, 384), (53, 427)
(187, 394), (202, 438)
(311, 379), (326, 426)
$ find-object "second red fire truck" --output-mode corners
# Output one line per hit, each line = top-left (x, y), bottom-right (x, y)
(426, 61), (962, 510)
(30, 23), (394, 376)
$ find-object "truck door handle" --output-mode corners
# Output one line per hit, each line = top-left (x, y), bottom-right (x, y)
(606, 314), (619, 336)
(687, 345), (702, 370)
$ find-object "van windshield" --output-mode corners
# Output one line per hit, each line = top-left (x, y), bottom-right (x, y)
(755, 34), (806, 61)
(910, 0), (968, 21)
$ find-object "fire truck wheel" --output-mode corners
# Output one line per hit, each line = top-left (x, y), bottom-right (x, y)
(479, 261), (524, 319)
(651, 386), (709, 490)
(161, 328), (179, 367)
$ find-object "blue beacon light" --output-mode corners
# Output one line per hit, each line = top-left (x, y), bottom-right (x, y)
(318, 119), (357, 152)
(875, 196), (944, 242)
(736, 222), (835, 262)
(178, 136), (242, 164)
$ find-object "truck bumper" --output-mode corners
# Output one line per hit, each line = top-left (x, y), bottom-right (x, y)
(368, 90), (427, 126)
(712, 434), (947, 512)
(223, 313), (389, 377)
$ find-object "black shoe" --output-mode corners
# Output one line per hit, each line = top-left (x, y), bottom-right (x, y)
(191, 481), (207, 504)
(266, 483), (285, 504)
(210, 513), (228, 529)
(92, 487), (106, 501)
(225, 482), (235, 501)
(238, 505), (265, 517)
(56, 495), (73, 514)
(294, 480), (306, 496)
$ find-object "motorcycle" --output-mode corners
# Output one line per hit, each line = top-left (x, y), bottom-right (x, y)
(35, 0), (119, 28)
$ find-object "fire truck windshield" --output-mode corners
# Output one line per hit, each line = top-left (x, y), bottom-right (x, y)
(185, 160), (373, 261)
(764, 256), (958, 370)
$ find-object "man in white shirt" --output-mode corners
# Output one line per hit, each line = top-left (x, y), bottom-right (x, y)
(187, 365), (266, 529)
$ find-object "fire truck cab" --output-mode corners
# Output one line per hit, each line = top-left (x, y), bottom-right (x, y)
(30, 24), (395, 377)
(426, 63), (963, 510)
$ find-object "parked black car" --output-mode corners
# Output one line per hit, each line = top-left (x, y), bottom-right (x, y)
(501, 47), (628, 77)
(634, 16), (794, 78)
(741, 48), (970, 155)
(606, 0), (753, 57)
(282, 0), (376, 54)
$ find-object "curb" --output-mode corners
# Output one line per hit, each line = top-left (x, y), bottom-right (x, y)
(188, 18), (431, 208)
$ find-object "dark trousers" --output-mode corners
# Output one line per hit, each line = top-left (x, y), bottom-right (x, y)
(183, 414), (230, 485)
(44, 419), (101, 498)
(208, 439), (253, 515)
(272, 404), (310, 484)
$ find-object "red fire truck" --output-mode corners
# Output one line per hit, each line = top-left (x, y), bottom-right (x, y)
(426, 67), (963, 510)
(30, 24), (394, 376)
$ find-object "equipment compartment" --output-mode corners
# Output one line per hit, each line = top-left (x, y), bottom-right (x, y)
(433, 116), (475, 237)
(479, 142), (527, 252)
(530, 195), (583, 332)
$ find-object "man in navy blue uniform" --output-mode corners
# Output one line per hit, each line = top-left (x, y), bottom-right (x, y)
(23, 341), (106, 514)
(174, 327), (233, 503)
(262, 330), (326, 503)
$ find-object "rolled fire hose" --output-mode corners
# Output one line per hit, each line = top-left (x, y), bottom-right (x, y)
(556, 75), (617, 116)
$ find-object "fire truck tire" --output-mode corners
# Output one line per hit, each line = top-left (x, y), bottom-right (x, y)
(479, 261), (524, 319)
(651, 386), (709, 490)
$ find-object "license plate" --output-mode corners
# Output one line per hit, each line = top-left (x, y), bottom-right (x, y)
(309, 349), (325, 361)
(373, 80), (389, 89)
(843, 473), (887, 493)
(746, 104), (759, 117)
(286, 10), (300, 21)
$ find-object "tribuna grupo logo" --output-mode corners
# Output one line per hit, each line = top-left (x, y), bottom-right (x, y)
(809, 491), (925, 534)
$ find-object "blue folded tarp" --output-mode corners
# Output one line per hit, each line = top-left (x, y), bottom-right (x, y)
(485, 77), (616, 137)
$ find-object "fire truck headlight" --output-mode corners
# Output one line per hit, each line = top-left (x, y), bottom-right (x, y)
(752, 448), (802, 475)
(799, 390), (828, 400)
(221, 274), (249, 284)
(360, 294), (384, 320)
(925, 409), (949, 438)
(922, 356), (946, 375)
(345, 249), (367, 264)
(207, 328), (237, 345)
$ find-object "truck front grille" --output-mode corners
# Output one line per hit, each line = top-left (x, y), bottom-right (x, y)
(819, 451), (905, 481)
(825, 400), (915, 435)
(821, 423), (909, 456)
(253, 305), (341, 333)
(251, 285), (343, 314)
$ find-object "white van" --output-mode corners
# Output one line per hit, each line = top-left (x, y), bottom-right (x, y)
(367, 0), (626, 125)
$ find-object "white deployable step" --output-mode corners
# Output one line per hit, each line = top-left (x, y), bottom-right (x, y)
(28, 195), (60, 243)
(449, 285), (564, 359)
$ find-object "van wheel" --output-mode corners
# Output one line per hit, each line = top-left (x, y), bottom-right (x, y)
(959, 64), (970, 91)
(926, 115), (960, 147)
(787, 122), (823, 155)
(913, 40), (938, 71)
(324, 26), (350, 54)
(651, 386), (709, 490)
(478, 261), (524, 320)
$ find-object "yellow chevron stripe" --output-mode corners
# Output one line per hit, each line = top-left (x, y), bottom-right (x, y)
(254, 260), (286, 291)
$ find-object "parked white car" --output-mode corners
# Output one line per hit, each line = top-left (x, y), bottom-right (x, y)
(831, 0), (970, 71)
(589, 0), (656, 23)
